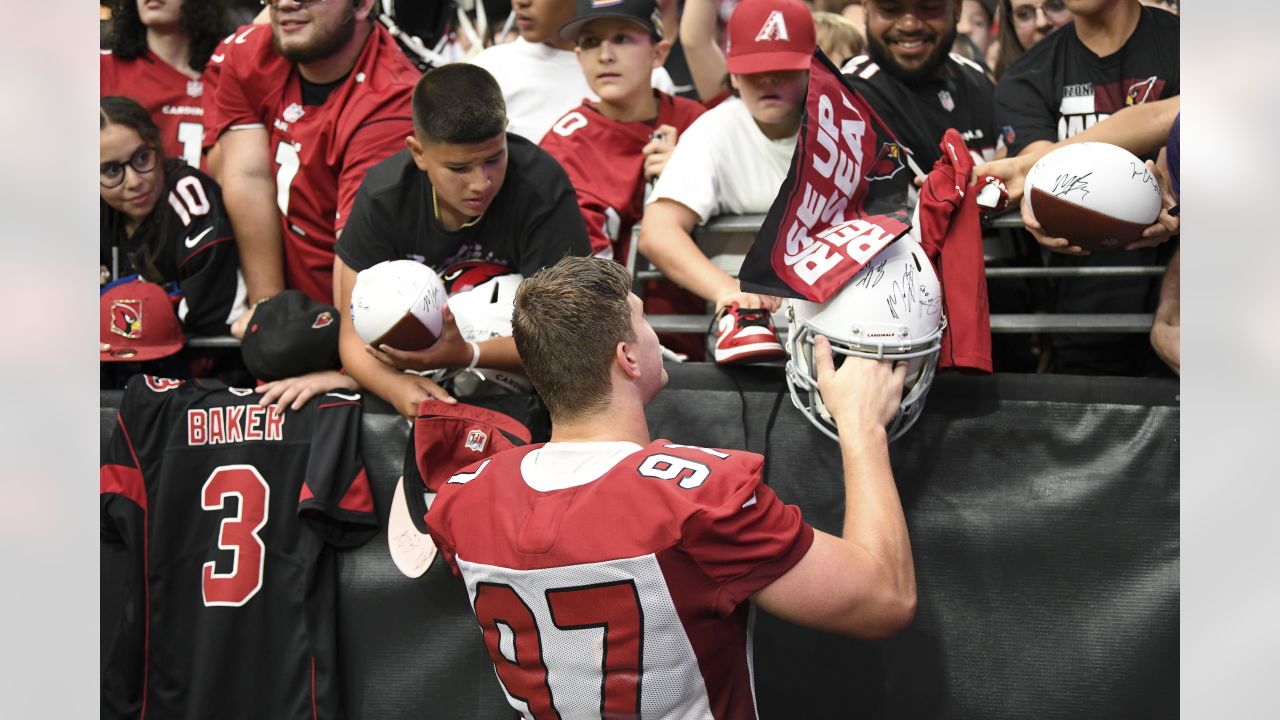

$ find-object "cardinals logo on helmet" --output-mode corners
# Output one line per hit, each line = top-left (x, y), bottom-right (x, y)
(312, 311), (334, 329)
(867, 143), (907, 182)
(441, 261), (515, 295)
(111, 300), (143, 339)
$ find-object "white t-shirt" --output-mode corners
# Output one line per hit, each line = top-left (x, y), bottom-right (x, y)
(647, 97), (796, 223)
(469, 38), (675, 144)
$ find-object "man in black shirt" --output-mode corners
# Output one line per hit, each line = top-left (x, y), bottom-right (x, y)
(994, 0), (1178, 374)
(843, 0), (999, 200)
(334, 64), (591, 417)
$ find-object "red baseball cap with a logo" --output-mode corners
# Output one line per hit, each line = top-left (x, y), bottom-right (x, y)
(100, 280), (185, 362)
(726, 0), (816, 74)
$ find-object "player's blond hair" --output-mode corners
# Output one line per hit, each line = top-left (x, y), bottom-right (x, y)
(513, 258), (635, 421)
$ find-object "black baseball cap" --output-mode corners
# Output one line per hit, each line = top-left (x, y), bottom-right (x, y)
(559, 0), (664, 42)
(240, 290), (341, 381)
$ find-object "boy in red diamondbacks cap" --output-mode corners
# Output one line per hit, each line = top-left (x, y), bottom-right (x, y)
(638, 0), (815, 364)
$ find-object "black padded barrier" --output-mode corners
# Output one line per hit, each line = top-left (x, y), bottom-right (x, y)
(101, 365), (1178, 720)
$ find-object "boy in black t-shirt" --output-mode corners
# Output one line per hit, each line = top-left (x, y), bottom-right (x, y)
(994, 0), (1178, 375)
(334, 64), (591, 417)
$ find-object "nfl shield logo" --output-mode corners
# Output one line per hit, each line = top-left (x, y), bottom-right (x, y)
(938, 90), (955, 112)
(187, 79), (204, 98)
(283, 103), (305, 123)
(465, 429), (488, 453)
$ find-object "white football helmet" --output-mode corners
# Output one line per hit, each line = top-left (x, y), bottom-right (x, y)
(427, 263), (532, 396)
(785, 235), (945, 442)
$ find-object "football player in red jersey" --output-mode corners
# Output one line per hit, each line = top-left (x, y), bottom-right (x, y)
(211, 0), (420, 316)
(100, 0), (231, 168)
(426, 257), (916, 719)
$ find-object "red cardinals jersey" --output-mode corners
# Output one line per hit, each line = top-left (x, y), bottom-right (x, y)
(426, 440), (814, 720)
(540, 93), (706, 260)
(208, 23), (419, 303)
(915, 128), (1005, 373)
(101, 49), (212, 169)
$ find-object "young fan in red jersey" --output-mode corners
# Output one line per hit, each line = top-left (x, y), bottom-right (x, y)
(100, 0), (231, 168)
(539, 0), (709, 357)
(541, 0), (704, 263)
(425, 257), (917, 720)
(210, 0), (421, 312)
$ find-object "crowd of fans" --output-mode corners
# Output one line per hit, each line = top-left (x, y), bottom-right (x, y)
(100, 0), (1180, 414)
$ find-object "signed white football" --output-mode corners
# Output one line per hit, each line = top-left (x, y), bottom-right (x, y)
(350, 260), (447, 351)
(1025, 142), (1161, 251)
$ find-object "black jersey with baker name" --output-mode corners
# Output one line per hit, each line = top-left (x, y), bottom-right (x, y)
(101, 376), (377, 720)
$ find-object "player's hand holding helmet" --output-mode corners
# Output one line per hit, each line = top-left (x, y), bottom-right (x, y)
(785, 234), (946, 442)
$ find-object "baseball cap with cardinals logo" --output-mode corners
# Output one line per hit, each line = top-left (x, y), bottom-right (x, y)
(725, 0), (816, 74)
(100, 280), (185, 362)
(240, 290), (341, 381)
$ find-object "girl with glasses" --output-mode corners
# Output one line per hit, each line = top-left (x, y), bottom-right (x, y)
(101, 96), (246, 336)
(992, 0), (1074, 78)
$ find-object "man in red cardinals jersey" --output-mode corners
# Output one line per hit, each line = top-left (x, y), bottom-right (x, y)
(426, 257), (916, 719)
(100, 0), (231, 168)
(210, 0), (420, 312)
(540, 0), (704, 262)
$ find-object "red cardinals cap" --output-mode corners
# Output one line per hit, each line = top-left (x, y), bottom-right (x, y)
(726, 0), (816, 74)
(100, 280), (184, 362)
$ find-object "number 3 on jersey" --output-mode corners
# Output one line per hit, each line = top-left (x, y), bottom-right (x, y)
(473, 581), (643, 719)
(201, 465), (270, 607)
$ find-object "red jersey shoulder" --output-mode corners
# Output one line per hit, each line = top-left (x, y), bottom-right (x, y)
(217, 23), (289, 97)
(622, 440), (763, 503)
(658, 92), (709, 133)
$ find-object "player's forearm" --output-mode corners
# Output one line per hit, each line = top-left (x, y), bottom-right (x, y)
(639, 220), (736, 304)
(224, 179), (286, 303)
(679, 0), (727, 102)
(836, 424), (916, 628)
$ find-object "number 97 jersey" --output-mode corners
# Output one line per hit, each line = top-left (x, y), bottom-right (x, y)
(426, 440), (815, 720)
(100, 376), (377, 719)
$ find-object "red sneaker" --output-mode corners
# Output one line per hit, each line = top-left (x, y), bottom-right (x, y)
(710, 303), (786, 364)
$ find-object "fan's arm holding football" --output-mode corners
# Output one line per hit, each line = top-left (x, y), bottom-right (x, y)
(220, 127), (286, 307)
(753, 336), (915, 638)
(335, 257), (457, 418)
(976, 97), (1180, 206)
(639, 199), (779, 312)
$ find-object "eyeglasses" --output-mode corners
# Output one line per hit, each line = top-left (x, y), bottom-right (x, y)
(1013, 0), (1069, 25)
(100, 145), (158, 188)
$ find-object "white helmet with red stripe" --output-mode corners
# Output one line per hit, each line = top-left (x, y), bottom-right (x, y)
(433, 262), (531, 396)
